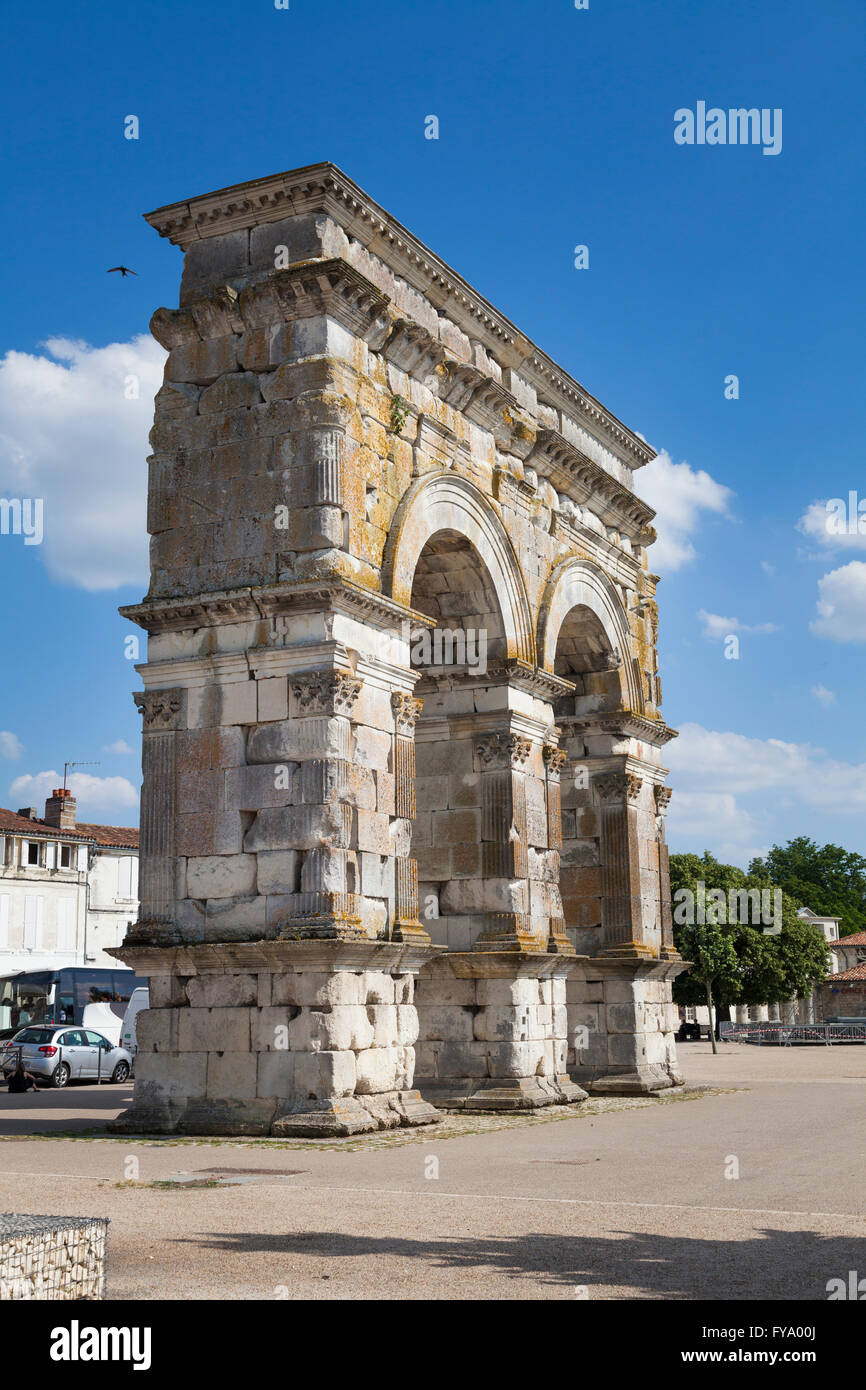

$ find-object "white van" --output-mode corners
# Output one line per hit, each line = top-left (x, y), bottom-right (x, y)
(120, 986), (149, 1061)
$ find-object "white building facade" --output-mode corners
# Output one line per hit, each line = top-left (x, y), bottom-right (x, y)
(0, 790), (139, 974)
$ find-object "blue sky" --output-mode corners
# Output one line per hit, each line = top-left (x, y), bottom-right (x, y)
(1, 0), (864, 866)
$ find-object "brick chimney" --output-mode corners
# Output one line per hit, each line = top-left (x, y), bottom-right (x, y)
(44, 788), (77, 830)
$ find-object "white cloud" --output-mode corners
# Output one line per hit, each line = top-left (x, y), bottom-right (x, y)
(0, 732), (24, 759)
(811, 684), (836, 707)
(697, 610), (780, 639)
(635, 449), (734, 573)
(0, 335), (165, 590)
(797, 498), (866, 551)
(103, 739), (135, 755)
(760, 560), (775, 577)
(667, 722), (866, 813)
(809, 562), (866, 643)
(9, 770), (139, 817)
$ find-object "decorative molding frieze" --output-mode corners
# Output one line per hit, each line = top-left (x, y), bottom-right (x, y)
(528, 430), (655, 541)
(249, 259), (390, 338)
(120, 578), (435, 636)
(569, 712), (678, 747)
(144, 162), (653, 474)
(133, 688), (184, 731)
(483, 658), (576, 701)
(383, 318), (445, 383)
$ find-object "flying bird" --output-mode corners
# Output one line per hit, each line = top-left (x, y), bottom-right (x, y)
(107, 266), (138, 277)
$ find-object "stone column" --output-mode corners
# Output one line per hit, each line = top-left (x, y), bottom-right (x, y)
(472, 730), (537, 951)
(542, 743), (574, 954)
(131, 689), (184, 941)
(654, 786), (677, 959)
(264, 669), (364, 939)
(594, 770), (652, 958)
(390, 692), (428, 945)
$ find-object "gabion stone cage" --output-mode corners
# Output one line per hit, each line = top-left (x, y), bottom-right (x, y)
(0, 1214), (108, 1300)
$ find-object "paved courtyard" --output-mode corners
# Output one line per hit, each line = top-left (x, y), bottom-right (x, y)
(0, 1042), (863, 1300)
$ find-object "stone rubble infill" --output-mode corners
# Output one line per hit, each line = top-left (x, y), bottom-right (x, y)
(0, 1213), (108, 1300)
(2, 1085), (730, 1155)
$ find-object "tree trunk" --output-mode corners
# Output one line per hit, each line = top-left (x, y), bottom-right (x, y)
(705, 978), (717, 1054)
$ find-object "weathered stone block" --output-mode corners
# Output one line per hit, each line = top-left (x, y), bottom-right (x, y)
(186, 854), (257, 900)
(185, 974), (258, 1009)
(294, 1050), (356, 1100)
(177, 1007), (252, 1053)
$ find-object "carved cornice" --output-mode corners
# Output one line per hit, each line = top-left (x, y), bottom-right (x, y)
(144, 162), (654, 473)
(528, 429), (655, 541)
(119, 579), (437, 636)
(463, 379), (536, 457)
(383, 318), (445, 384)
(474, 731), (532, 770)
(594, 771), (643, 805)
(250, 260), (389, 338)
(483, 658), (576, 701)
(133, 688), (184, 731)
(391, 691), (424, 735)
(290, 670), (362, 716)
(568, 712), (679, 747)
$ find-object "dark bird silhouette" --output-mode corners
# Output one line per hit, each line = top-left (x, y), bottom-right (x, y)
(107, 266), (138, 277)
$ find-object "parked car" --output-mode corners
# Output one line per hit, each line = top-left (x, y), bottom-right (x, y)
(1, 1026), (132, 1089)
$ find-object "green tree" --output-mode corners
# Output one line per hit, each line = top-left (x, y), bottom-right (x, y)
(749, 837), (866, 935)
(669, 851), (831, 1040)
(674, 918), (740, 1054)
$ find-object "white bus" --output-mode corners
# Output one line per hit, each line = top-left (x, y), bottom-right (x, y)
(0, 967), (149, 1046)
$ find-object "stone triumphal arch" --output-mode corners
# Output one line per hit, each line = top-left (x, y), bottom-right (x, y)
(112, 163), (686, 1136)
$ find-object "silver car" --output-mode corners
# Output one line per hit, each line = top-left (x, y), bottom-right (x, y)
(1, 1026), (132, 1088)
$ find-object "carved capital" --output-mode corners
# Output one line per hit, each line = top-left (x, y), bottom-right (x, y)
(594, 771), (643, 805)
(542, 745), (568, 781)
(291, 670), (362, 717)
(133, 688), (184, 732)
(475, 731), (532, 771)
(654, 785), (673, 815)
(391, 691), (423, 735)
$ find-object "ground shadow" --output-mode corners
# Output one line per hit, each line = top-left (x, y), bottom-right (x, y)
(173, 1224), (866, 1299)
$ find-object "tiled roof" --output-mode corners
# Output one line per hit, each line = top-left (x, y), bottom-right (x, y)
(0, 808), (92, 841)
(830, 931), (866, 950)
(76, 823), (139, 849)
(0, 808), (138, 849)
(828, 962), (866, 982)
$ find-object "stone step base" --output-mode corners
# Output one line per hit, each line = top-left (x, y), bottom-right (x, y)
(587, 1065), (682, 1096)
(417, 1074), (587, 1111)
(110, 1088), (439, 1137)
(273, 1090), (439, 1136)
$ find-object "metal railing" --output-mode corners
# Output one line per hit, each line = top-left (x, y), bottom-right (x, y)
(719, 1021), (866, 1046)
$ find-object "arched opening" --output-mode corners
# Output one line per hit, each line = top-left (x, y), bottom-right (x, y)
(408, 529), (511, 951)
(552, 604), (625, 719)
(409, 528), (508, 675)
(550, 593), (631, 964)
